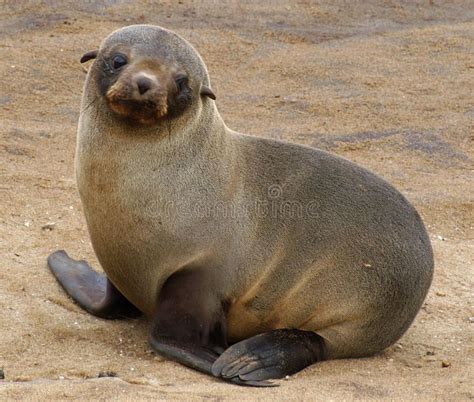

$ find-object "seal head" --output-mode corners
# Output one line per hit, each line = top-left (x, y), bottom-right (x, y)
(81, 25), (215, 126)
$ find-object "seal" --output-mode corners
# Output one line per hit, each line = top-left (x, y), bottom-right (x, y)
(48, 24), (434, 387)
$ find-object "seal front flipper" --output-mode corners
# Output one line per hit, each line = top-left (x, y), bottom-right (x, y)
(212, 329), (326, 383)
(47, 250), (141, 319)
(148, 270), (222, 375)
(148, 270), (273, 387)
(149, 336), (218, 373)
(149, 335), (274, 387)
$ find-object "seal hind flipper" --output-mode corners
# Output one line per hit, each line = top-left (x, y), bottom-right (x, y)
(47, 250), (141, 319)
(212, 329), (326, 383)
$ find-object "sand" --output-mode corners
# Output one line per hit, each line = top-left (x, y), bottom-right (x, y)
(0, 0), (473, 400)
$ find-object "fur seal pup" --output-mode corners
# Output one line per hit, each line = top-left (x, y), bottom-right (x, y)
(48, 24), (433, 386)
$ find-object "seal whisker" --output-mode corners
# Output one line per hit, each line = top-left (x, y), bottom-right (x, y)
(80, 95), (99, 116)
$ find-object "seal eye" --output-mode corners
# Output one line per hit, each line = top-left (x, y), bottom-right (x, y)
(111, 54), (128, 70)
(175, 75), (188, 92)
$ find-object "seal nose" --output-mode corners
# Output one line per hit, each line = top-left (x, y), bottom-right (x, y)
(136, 76), (152, 95)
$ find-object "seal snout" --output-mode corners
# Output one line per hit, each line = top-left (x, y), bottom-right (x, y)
(136, 75), (153, 95)
(133, 71), (160, 97)
(105, 65), (171, 125)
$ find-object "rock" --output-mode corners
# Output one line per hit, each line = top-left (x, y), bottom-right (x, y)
(41, 222), (56, 231)
(98, 371), (117, 378)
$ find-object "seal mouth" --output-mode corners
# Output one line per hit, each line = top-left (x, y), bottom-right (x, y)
(106, 94), (168, 126)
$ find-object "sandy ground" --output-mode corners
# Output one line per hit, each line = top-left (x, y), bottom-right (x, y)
(1, 0), (473, 400)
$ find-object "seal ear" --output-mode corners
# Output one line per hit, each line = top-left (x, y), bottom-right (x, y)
(80, 50), (98, 64)
(200, 85), (216, 100)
